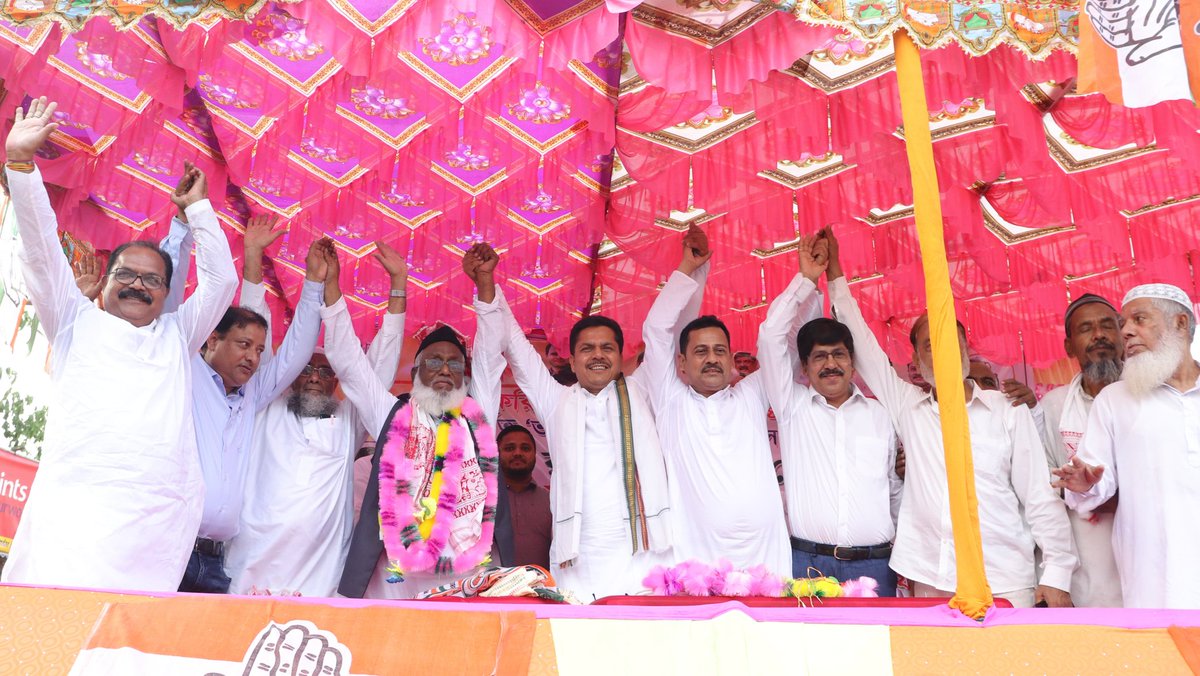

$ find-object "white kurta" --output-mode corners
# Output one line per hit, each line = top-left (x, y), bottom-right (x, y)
(1067, 377), (1200, 608)
(830, 277), (1076, 595)
(1040, 376), (1123, 607)
(1, 167), (237, 591)
(223, 301), (403, 597)
(641, 270), (792, 578)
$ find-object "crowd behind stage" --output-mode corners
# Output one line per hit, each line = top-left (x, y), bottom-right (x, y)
(3, 98), (1199, 609)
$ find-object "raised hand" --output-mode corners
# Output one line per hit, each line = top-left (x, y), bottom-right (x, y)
(474, 242), (499, 276)
(1051, 456), (1105, 494)
(6, 96), (60, 163)
(818, 225), (843, 280)
(320, 238), (342, 305)
(243, 213), (284, 253)
(170, 161), (208, 214)
(679, 224), (712, 274)
(461, 245), (481, 282)
(72, 251), (103, 301)
(373, 240), (408, 283)
(304, 236), (333, 283)
(797, 233), (828, 283)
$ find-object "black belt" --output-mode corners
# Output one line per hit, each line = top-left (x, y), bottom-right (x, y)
(790, 536), (892, 561)
(194, 537), (225, 557)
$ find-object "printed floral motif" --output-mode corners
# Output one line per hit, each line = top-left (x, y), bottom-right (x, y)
(198, 73), (259, 109)
(592, 41), (625, 71)
(420, 13), (493, 66)
(509, 84), (571, 124)
(250, 10), (325, 62)
(75, 41), (129, 81)
(381, 187), (424, 207)
(132, 151), (173, 175)
(179, 105), (219, 144)
(930, 97), (983, 121)
(522, 189), (564, 213)
(680, 104), (732, 130)
(299, 136), (349, 163)
(444, 142), (491, 171)
(51, 110), (89, 130)
(350, 87), (415, 119)
(812, 35), (878, 65)
(35, 143), (61, 160)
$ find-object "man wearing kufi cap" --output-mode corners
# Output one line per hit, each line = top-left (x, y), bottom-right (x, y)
(329, 245), (508, 599)
(1039, 293), (1123, 606)
(1054, 283), (1200, 608)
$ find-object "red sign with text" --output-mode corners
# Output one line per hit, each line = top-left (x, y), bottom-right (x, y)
(0, 450), (37, 556)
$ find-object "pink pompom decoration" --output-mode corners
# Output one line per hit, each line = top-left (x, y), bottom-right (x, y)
(841, 576), (880, 598)
(677, 560), (718, 596)
(746, 564), (784, 597)
(722, 571), (753, 597)
(643, 565), (683, 596)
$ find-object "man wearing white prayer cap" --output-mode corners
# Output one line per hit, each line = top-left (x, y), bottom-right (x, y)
(1054, 283), (1200, 608)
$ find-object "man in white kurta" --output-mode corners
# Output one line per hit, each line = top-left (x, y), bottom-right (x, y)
(638, 231), (792, 577)
(1039, 294), (1124, 606)
(1057, 284), (1200, 608)
(222, 243), (406, 596)
(2, 99), (237, 591)
(473, 247), (678, 601)
(824, 229), (1075, 607)
(758, 238), (901, 591)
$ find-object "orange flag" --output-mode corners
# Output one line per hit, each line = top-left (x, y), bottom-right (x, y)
(1076, 0), (1194, 107)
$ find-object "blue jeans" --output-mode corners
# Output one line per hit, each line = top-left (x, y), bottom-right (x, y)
(791, 548), (898, 597)
(178, 548), (231, 594)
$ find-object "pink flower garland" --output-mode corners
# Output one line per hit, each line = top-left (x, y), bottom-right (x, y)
(378, 397), (498, 576)
(643, 559), (874, 598)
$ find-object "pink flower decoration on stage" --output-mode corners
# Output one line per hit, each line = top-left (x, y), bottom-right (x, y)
(198, 74), (259, 109)
(421, 13), (493, 66)
(251, 11), (325, 62)
(75, 42), (129, 80)
(522, 189), (564, 213)
(444, 142), (491, 171)
(510, 84), (571, 124)
(299, 136), (349, 163)
(350, 87), (415, 119)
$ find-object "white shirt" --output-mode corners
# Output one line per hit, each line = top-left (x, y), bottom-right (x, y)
(1067, 376), (1200, 608)
(759, 274), (900, 547)
(1040, 377), (1122, 607)
(223, 290), (403, 596)
(190, 279), (323, 541)
(830, 277), (1076, 594)
(641, 270), (791, 577)
(1, 167), (237, 591)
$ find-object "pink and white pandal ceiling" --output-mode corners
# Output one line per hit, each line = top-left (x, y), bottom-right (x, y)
(2, 0), (1199, 368)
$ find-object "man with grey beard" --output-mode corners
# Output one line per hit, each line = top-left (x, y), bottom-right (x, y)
(1038, 294), (1123, 606)
(823, 226), (1075, 607)
(1054, 284), (1200, 608)
(222, 242), (407, 597)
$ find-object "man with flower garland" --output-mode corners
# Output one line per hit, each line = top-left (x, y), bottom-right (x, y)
(472, 239), (687, 601)
(758, 234), (901, 593)
(221, 236), (407, 597)
(332, 246), (506, 599)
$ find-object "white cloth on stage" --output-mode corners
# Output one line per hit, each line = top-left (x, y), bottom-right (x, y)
(1040, 375), (1123, 607)
(1066, 376), (1200, 608)
(640, 269), (791, 578)
(1, 167), (236, 591)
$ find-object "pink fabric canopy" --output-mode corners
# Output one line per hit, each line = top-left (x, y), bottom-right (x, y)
(2, 1), (1198, 369)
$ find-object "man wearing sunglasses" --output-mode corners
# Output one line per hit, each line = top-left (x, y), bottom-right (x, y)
(223, 237), (407, 597)
(1, 98), (237, 592)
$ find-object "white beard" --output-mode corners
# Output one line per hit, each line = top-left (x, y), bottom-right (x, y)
(287, 391), (339, 418)
(410, 378), (468, 416)
(1121, 330), (1188, 398)
(918, 347), (971, 390)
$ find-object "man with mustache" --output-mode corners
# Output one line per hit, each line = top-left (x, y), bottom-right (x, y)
(473, 241), (679, 601)
(179, 216), (330, 593)
(758, 235), (901, 592)
(1038, 294), (1124, 607)
(638, 226), (791, 577)
(222, 237), (407, 597)
(1, 98), (237, 591)
(333, 245), (505, 599)
(1054, 284), (1200, 608)
(496, 424), (552, 569)
(824, 227), (1076, 607)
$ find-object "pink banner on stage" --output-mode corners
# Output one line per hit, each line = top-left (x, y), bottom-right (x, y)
(0, 450), (37, 556)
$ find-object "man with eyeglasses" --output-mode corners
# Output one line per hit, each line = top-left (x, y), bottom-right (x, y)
(330, 245), (506, 599)
(222, 236), (407, 597)
(757, 234), (901, 592)
(1, 98), (237, 591)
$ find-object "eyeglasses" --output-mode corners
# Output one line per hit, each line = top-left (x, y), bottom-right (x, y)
(808, 349), (851, 364)
(421, 357), (466, 373)
(301, 365), (336, 379)
(111, 267), (165, 290)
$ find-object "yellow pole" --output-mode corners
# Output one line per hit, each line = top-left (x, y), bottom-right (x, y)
(892, 31), (993, 619)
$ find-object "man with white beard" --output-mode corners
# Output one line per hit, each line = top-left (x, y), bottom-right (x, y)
(1038, 294), (1124, 607)
(823, 227), (1076, 607)
(1054, 284), (1200, 608)
(331, 247), (505, 599)
(222, 239), (407, 597)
